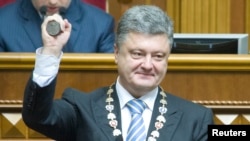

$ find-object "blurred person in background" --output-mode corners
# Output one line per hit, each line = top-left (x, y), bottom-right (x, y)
(0, 0), (115, 52)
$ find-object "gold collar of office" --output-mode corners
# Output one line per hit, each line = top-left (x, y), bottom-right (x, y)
(105, 84), (168, 141)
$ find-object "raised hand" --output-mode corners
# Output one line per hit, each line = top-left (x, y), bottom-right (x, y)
(41, 14), (72, 57)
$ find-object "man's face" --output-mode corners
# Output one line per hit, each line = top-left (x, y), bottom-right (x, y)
(114, 32), (171, 96)
(32, 0), (71, 15)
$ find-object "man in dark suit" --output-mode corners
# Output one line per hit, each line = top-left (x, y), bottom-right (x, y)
(0, 0), (114, 52)
(22, 5), (214, 141)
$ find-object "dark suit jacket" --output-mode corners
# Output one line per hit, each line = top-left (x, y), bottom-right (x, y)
(0, 0), (115, 52)
(22, 76), (214, 141)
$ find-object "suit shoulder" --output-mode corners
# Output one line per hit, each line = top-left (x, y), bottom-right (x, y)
(167, 93), (211, 111)
(62, 86), (109, 101)
(0, 2), (18, 17)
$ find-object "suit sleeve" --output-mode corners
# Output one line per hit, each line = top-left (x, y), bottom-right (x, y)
(195, 108), (214, 141)
(22, 75), (78, 141)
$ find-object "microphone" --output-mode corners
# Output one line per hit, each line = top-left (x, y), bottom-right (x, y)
(39, 6), (66, 36)
(39, 6), (47, 20)
(59, 7), (66, 17)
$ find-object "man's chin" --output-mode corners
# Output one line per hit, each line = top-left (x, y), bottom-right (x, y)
(136, 77), (154, 83)
(134, 82), (155, 89)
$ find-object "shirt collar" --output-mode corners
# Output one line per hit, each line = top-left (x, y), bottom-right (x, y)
(115, 77), (158, 111)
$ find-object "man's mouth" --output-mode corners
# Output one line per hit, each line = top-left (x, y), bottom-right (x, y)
(47, 7), (59, 14)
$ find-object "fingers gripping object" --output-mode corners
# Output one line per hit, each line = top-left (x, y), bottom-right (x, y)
(40, 6), (66, 36)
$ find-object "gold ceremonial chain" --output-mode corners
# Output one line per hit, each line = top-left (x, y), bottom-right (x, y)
(105, 84), (168, 141)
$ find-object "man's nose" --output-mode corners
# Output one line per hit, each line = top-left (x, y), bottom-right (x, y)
(48, 0), (57, 5)
(141, 56), (153, 69)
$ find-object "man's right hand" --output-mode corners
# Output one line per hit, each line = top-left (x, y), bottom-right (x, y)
(41, 14), (72, 57)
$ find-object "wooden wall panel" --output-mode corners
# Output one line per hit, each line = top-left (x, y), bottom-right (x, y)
(108, 0), (168, 29)
(200, 0), (210, 32)
(180, 0), (192, 32)
(247, 0), (250, 33)
(230, 0), (245, 33)
(166, 0), (181, 32)
(209, 0), (217, 33)
(108, 0), (249, 51)
(217, 0), (230, 32)
(193, 0), (202, 32)
(246, 0), (250, 53)
(1, 69), (250, 102)
(1, 53), (250, 101)
(150, 0), (167, 11)
(179, 0), (230, 33)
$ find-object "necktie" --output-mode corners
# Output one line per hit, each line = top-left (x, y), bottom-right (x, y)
(126, 99), (147, 141)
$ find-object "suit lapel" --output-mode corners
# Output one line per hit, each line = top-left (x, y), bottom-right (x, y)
(62, 0), (81, 52)
(91, 85), (122, 141)
(19, 0), (43, 49)
(23, 18), (43, 48)
(148, 88), (183, 141)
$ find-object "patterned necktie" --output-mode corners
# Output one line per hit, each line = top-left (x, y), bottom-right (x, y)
(126, 99), (147, 141)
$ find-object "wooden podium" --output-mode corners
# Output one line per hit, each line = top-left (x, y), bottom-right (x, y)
(0, 53), (250, 140)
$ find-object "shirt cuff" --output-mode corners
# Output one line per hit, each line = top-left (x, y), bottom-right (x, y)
(33, 47), (63, 87)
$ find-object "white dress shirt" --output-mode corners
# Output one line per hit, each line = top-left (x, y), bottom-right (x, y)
(33, 48), (62, 87)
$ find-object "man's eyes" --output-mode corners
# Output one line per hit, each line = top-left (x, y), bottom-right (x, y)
(153, 54), (165, 61)
(131, 52), (143, 58)
(131, 52), (165, 60)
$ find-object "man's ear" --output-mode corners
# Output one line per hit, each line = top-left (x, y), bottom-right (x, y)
(114, 44), (119, 64)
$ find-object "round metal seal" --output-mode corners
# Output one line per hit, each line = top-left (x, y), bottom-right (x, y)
(46, 20), (61, 36)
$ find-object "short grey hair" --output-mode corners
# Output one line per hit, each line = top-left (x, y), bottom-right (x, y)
(115, 5), (174, 48)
